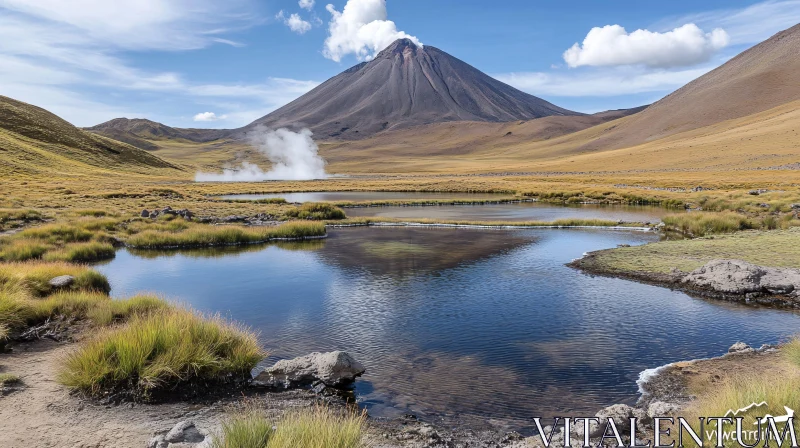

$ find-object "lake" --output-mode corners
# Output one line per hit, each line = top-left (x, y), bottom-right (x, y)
(219, 191), (514, 202)
(95, 227), (800, 433)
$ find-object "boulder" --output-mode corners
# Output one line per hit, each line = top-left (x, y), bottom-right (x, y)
(683, 260), (800, 296)
(141, 209), (150, 218)
(48, 275), (75, 288)
(148, 435), (168, 448)
(647, 401), (681, 418)
(728, 342), (754, 354)
(253, 351), (365, 389)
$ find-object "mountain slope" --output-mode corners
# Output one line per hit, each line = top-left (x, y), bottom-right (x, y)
(0, 96), (176, 176)
(246, 39), (578, 139)
(86, 118), (232, 151)
(577, 23), (800, 151)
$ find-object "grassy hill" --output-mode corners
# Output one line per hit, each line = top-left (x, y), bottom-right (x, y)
(0, 96), (178, 178)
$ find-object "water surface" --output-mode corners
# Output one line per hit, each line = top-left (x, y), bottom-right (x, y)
(96, 228), (800, 432)
(220, 191), (512, 203)
(345, 202), (674, 223)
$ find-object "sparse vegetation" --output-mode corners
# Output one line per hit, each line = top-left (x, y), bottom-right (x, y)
(214, 407), (365, 448)
(0, 373), (20, 386)
(58, 308), (263, 396)
(784, 337), (800, 368)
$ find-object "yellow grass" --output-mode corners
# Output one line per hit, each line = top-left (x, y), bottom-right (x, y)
(58, 308), (264, 395)
(214, 406), (366, 448)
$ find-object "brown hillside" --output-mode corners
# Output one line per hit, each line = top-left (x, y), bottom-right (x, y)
(577, 23), (800, 151)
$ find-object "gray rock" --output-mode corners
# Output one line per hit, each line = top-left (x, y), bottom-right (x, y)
(728, 342), (754, 354)
(683, 260), (800, 296)
(141, 209), (150, 218)
(595, 404), (640, 433)
(48, 275), (75, 288)
(148, 435), (168, 448)
(253, 351), (365, 388)
(647, 401), (680, 418)
(165, 421), (205, 444)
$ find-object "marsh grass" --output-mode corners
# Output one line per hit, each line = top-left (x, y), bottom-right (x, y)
(126, 221), (326, 249)
(58, 308), (263, 395)
(662, 212), (754, 237)
(0, 262), (110, 297)
(42, 241), (115, 263)
(285, 203), (346, 220)
(683, 371), (800, 447)
(214, 406), (365, 448)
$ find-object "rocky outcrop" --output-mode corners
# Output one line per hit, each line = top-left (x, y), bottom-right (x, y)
(252, 351), (365, 389)
(141, 207), (194, 220)
(682, 259), (800, 297)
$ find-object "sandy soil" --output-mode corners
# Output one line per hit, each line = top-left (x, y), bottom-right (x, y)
(0, 338), (318, 448)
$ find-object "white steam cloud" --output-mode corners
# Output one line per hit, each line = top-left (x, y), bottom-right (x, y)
(195, 127), (328, 182)
(323, 0), (421, 62)
(564, 23), (730, 68)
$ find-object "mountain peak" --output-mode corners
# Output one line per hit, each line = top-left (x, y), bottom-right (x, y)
(248, 41), (577, 139)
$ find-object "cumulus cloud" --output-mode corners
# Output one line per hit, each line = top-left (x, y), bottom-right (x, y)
(277, 10), (312, 34)
(193, 112), (227, 122)
(195, 127), (327, 181)
(323, 0), (421, 62)
(564, 23), (730, 68)
(299, 0), (315, 11)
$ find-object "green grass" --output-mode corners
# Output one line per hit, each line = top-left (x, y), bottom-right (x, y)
(214, 407), (365, 448)
(58, 308), (263, 395)
(32, 292), (169, 326)
(285, 203), (346, 220)
(0, 239), (49, 261)
(577, 228), (800, 276)
(126, 221), (326, 249)
(17, 223), (93, 244)
(0, 262), (110, 297)
(42, 241), (115, 263)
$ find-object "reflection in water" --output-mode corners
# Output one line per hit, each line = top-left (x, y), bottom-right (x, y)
(220, 191), (513, 202)
(345, 202), (677, 223)
(96, 228), (800, 433)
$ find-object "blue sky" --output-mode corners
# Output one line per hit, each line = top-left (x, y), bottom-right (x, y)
(0, 0), (798, 128)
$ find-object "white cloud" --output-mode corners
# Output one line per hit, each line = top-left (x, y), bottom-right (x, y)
(495, 65), (715, 97)
(564, 23), (730, 68)
(299, 0), (315, 11)
(664, 0), (800, 46)
(0, 0), (320, 127)
(323, 0), (421, 62)
(193, 112), (227, 122)
(277, 10), (312, 34)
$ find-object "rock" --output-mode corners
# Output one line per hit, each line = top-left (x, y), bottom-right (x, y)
(683, 260), (800, 296)
(150, 211), (160, 219)
(595, 404), (641, 433)
(253, 351), (365, 389)
(48, 275), (75, 288)
(141, 209), (150, 218)
(165, 421), (205, 444)
(728, 342), (754, 354)
(148, 435), (168, 448)
(791, 204), (800, 210)
(647, 401), (680, 418)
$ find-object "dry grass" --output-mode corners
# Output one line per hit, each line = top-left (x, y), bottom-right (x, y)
(0, 373), (20, 385)
(577, 228), (800, 275)
(58, 308), (263, 396)
(0, 262), (110, 297)
(214, 406), (365, 448)
(284, 203), (346, 220)
(683, 370), (800, 447)
(126, 221), (326, 249)
(784, 338), (800, 368)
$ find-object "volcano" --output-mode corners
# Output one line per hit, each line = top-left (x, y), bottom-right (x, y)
(245, 39), (578, 139)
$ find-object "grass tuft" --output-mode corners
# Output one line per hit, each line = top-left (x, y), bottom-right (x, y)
(42, 241), (115, 263)
(0, 373), (20, 385)
(126, 221), (325, 249)
(285, 203), (346, 220)
(214, 406), (365, 448)
(58, 308), (263, 395)
(663, 212), (754, 237)
(784, 337), (800, 368)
